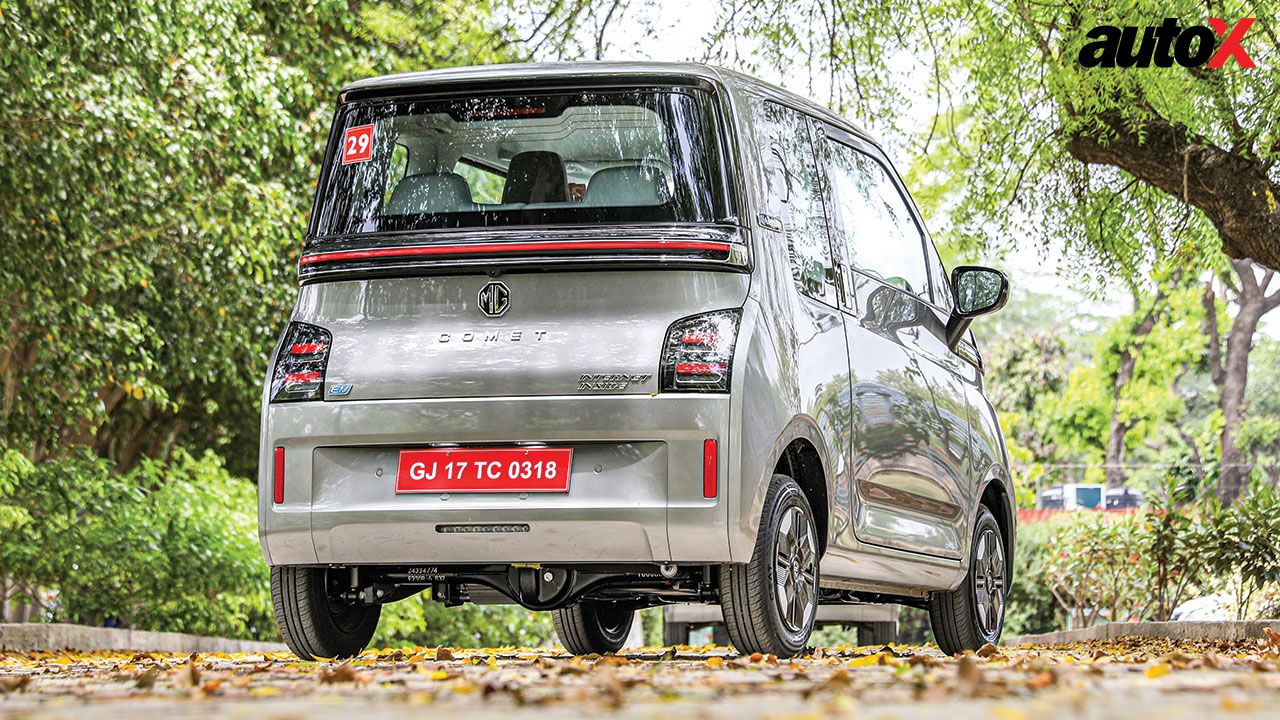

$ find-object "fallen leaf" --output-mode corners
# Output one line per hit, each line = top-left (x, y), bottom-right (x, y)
(134, 668), (159, 690)
(592, 666), (626, 709)
(1026, 671), (1056, 690)
(1145, 663), (1172, 679)
(435, 646), (455, 661)
(320, 662), (361, 684)
(0, 676), (30, 694)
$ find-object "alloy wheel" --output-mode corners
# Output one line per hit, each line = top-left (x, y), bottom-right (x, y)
(971, 526), (1006, 638)
(772, 505), (818, 634)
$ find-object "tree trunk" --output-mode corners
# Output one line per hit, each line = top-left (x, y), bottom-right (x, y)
(1205, 259), (1280, 505)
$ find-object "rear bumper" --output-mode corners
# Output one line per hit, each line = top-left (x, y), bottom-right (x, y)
(259, 394), (731, 566)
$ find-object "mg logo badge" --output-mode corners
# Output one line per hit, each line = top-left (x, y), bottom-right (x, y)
(477, 281), (510, 318)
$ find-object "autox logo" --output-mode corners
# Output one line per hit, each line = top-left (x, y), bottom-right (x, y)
(1078, 17), (1256, 68)
(477, 281), (510, 318)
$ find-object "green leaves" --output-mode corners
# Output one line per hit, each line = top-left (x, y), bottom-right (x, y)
(0, 448), (271, 638)
(0, 0), (601, 474)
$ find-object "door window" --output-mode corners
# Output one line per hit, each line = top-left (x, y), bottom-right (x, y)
(825, 140), (930, 298)
(755, 101), (835, 304)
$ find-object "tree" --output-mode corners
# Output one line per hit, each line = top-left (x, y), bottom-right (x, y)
(0, 0), (608, 475)
(703, 0), (1279, 501)
(1202, 260), (1280, 501)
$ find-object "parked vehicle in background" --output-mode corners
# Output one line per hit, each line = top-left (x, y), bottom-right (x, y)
(1105, 487), (1144, 509)
(259, 62), (1014, 660)
(1037, 483), (1143, 510)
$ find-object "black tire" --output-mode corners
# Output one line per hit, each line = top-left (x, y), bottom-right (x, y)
(271, 566), (381, 660)
(553, 601), (634, 655)
(928, 505), (1007, 655)
(719, 474), (819, 657)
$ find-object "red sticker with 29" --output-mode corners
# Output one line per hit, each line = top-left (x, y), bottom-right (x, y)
(340, 124), (375, 165)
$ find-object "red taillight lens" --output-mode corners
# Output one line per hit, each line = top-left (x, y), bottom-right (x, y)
(660, 309), (741, 393)
(703, 439), (718, 499)
(271, 322), (332, 402)
(289, 342), (328, 355)
(273, 447), (285, 503)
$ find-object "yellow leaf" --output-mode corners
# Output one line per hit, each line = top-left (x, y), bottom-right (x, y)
(706, 656), (724, 668)
(139, 278), (149, 288)
(1145, 663), (1171, 679)
(248, 686), (278, 696)
(131, 386), (143, 400)
(846, 652), (883, 667)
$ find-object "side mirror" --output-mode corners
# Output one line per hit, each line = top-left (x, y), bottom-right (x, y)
(945, 265), (1009, 350)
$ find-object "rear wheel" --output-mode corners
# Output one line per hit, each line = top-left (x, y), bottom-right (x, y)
(271, 566), (381, 660)
(928, 505), (1006, 654)
(553, 601), (634, 655)
(719, 474), (819, 657)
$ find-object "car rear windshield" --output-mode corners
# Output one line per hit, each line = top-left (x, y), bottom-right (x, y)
(311, 87), (731, 237)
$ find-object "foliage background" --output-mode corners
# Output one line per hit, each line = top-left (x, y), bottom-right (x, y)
(0, 0), (592, 641)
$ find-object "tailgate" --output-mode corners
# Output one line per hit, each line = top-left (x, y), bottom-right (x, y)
(294, 269), (749, 400)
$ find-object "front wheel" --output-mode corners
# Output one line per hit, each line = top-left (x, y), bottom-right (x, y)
(928, 505), (1007, 654)
(271, 566), (381, 660)
(553, 601), (635, 655)
(719, 474), (819, 657)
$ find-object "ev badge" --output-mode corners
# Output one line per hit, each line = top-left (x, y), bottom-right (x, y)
(477, 281), (510, 318)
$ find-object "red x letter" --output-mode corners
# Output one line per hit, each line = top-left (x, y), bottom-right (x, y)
(1207, 17), (1256, 69)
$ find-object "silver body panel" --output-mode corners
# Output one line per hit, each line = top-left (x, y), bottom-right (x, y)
(260, 62), (1012, 599)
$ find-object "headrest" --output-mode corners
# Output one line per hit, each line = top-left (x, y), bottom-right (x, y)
(385, 172), (474, 215)
(502, 151), (568, 204)
(584, 165), (670, 207)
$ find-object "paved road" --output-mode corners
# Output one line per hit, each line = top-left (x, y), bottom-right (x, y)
(0, 637), (1277, 718)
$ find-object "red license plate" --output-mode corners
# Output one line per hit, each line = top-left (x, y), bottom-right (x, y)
(395, 447), (573, 493)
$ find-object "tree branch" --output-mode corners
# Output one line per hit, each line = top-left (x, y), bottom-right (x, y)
(1065, 110), (1280, 269)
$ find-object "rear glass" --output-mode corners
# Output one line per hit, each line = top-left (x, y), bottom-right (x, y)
(311, 88), (730, 237)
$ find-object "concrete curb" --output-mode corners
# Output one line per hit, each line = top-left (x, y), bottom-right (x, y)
(0, 623), (286, 654)
(1007, 620), (1280, 647)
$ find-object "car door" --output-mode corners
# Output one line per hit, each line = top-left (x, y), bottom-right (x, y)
(752, 101), (853, 555)
(820, 128), (970, 560)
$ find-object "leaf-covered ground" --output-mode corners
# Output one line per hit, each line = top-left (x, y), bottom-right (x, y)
(1, 635), (1278, 718)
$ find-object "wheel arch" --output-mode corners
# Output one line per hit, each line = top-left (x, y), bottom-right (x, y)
(976, 471), (1016, 577)
(774, 437), (830, 556)
(754, 415), (835, 557)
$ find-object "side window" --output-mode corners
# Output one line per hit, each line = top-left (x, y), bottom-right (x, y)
(755, 101), (835, 304)
(923, 239), (953, 311)
(825, 140), (930, 298)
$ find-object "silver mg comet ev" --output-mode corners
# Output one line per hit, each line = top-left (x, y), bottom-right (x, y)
(260, 62), (1014, 658)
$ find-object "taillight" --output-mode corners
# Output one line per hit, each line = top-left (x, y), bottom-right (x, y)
(659, 309), (741, 393)
(270, 322), (332, 402)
